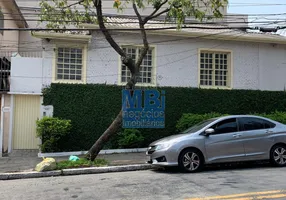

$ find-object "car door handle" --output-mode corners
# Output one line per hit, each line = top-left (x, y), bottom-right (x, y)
(266, 130), (273, 133)
(233, 134), (242, 137)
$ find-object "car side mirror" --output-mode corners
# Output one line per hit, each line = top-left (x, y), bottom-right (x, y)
(204, 128), (215, 136)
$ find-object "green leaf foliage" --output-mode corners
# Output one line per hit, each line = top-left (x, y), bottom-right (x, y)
(257, 111), (286, 125)
(38, 0), (228, 31)
(177, 112), (286, 132)
(43, 83), (286, 152)
(39, 0), (97, 31)
(36, 116), (72, 152)
(118, 129), (144, 148)
(56, 158), (108, 170)
(176, 112), (227, 132)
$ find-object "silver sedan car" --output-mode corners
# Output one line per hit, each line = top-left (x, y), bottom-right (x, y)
(146, 115), (286, 172)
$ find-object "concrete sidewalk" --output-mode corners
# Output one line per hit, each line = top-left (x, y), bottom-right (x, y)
(0, 151), (147, 173)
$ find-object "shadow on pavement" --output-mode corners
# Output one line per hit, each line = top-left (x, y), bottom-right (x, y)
(151, 161), (275, 174)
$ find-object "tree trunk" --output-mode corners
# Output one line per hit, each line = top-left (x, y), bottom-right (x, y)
(86, 0), (149, 161)
(87, 110), (123, 161)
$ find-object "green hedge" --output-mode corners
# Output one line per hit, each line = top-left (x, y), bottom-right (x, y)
(117, 129), (144, 148)
(176, 111), (286, 132)
(260, 111), (286, 124)
(36, 117), (72, 152)
(176, 112), (227, 132)
(43, 83), (286, 152)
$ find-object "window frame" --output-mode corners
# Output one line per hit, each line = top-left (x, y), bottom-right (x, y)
(0, 8), (4, 35)
(208, 118), (239, 135)
(52, 43), (87, 84)
(198, 48), (233, 89)
(118, 45), (157, 87)
(238, 117), (276, 132)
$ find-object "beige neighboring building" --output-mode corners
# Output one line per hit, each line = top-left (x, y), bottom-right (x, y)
(0, 0), (27, 52)
(0, 0), (30, 157)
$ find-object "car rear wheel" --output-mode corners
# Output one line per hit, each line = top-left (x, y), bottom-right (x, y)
(178, 149), (204, 173)
(270, 144), (286, 167)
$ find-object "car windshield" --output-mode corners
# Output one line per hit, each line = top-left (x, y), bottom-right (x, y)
(182, 118), (217, 134)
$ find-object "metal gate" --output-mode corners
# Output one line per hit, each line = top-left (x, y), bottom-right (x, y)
(13, 95), (40, 149)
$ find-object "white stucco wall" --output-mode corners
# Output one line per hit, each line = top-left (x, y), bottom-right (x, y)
(10, 57), (43, 94)
(85, 32), (267, 90)
(40, 32), (286, 91)
(258, 44), (286, 91)
(42, 44), (53, 87)
(19, 26), (42, 58)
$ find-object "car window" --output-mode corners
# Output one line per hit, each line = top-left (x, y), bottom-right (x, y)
(239, 117), (276, 131)
(210, 118), (238, 134)
(264, 120), (276, 129)
(182, 118), (217, 134)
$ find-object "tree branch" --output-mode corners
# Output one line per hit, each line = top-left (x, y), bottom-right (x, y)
(93, 0), (138, 78)
(132, 2), (143, 23)
(93, 0), (125, 58)
(144, 0), (168, 23)
(132, 2), (149, 77)
(145, 8), (171, 22)
(63, 0), (84, 9)
(93, 0), (136, 89)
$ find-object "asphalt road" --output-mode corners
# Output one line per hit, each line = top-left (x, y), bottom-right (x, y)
(1, 163), (286, 200)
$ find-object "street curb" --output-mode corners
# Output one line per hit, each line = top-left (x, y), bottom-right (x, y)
(38, 148), (148, 157)
(0, 164), (154, 180)
(62, 164), (153, 175)
(0, 170), (62, 180)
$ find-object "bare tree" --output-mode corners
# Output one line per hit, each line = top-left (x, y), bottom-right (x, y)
(39, 0), (227, 161)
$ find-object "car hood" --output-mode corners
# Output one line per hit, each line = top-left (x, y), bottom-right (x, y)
(149, 133), (189, 146)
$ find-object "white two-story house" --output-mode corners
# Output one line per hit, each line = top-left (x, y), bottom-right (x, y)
(3, 0), (286, 155)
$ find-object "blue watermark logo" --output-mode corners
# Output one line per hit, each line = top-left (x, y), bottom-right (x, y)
(122, 89), (165, 128)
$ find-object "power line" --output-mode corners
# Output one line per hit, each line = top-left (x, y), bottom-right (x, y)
(0, 30), (240, 58)
(1, 24), (285, 31)
(0, 3), (283, 83)
(0, 23), (282, 55)
(2, 5), (286, 24)
(1, 10), (284, 33)
(2, 17), (286, 25)
(4, 0), (286, 3)
(4, 32), (286, 88)
(229, 3), (286, 7)
(8, 10), (286, 17)
(156, 32), (245, 70)
(0, 13), (273, 27)
(0, 31), (241, 62)
(14, 5), (286, 10)
(12, 6), (286, 17)
(0, 21), (282, 51)
(15, 30), (235, 60)
(6, 36), (241, 80)
(0, 32), (126, 45)
(8, 0), (286, 7)
(0, 30), (234, 51)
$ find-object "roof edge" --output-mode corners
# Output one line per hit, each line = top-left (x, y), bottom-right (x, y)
(11, 0), (28, 28)
(31, 31), (92, 42)
(80, 23), (286, 45)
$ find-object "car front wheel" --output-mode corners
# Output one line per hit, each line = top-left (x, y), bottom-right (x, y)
(270, 144), (286, 167)
(178, 148), (204, 173)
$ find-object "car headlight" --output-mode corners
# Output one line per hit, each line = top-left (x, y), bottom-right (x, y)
(154, 143), (171, 151)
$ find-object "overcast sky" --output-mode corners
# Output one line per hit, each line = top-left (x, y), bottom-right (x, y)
(227, 0), (286, 34)
(228, 0), (286, 15)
